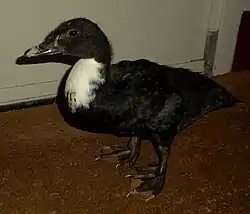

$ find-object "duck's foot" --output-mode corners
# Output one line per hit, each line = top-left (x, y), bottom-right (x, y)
(125, 170), (165, 202)
(95, 137), (141, 168)
(126, 145), (170, 201)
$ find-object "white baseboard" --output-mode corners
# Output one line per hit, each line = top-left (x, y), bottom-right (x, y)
(0, 81), (59, 106)
(0, 60), (204, 106)
(170, 59), (204, 72)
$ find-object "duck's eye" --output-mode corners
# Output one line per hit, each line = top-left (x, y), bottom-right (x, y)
(68, 29), (80, 37)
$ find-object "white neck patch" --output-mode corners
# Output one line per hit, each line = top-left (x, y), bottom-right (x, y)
(65, 58), (105, 112)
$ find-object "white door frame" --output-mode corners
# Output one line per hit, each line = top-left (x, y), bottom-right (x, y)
(210, 0), (250, 76)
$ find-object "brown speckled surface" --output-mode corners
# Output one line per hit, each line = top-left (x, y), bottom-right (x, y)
(0, 71), (250, 214)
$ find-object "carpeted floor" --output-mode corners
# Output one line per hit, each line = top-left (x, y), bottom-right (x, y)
(0, 71), (250, 214)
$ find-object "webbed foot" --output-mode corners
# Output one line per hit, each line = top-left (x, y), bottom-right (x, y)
(126, 145), (170, 201)
(126, 173), (165, 201)
(95, 137), (141, 168)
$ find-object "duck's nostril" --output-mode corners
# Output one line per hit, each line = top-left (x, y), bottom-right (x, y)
(38, 43), (47, 50)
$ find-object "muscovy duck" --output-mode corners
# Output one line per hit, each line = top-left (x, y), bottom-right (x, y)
(18, 17), (241, 201)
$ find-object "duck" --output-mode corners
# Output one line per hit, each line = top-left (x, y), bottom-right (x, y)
(18, 17), (241, 201)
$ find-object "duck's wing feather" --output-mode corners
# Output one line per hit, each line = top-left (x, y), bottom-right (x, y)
(90, 59), (184, 131)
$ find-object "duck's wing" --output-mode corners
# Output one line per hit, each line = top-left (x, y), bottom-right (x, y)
(93, 59), (184, 130)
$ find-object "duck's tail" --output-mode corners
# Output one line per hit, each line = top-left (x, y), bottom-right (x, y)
(207, 86), (243, 112)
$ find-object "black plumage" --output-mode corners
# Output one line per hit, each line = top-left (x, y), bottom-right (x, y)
(18, 17), (241, 201)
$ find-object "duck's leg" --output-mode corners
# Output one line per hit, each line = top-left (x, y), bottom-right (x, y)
(95, 136), (141, 168)
(126, 142), (171, 201)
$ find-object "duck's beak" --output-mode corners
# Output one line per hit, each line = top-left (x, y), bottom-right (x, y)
(22, 36), (63, 58)
(23, 45), (62, 57)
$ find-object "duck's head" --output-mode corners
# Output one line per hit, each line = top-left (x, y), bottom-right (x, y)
(22, 17), (112, 66)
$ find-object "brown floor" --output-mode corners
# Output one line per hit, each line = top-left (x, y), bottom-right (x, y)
(0, 71), (250, 214)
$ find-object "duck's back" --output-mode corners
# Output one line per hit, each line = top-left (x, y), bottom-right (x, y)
(164, 66), (240, 112)
(111, 59), (240, 126)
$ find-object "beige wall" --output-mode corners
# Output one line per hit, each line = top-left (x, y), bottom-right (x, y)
(0, 0), (211, 105)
